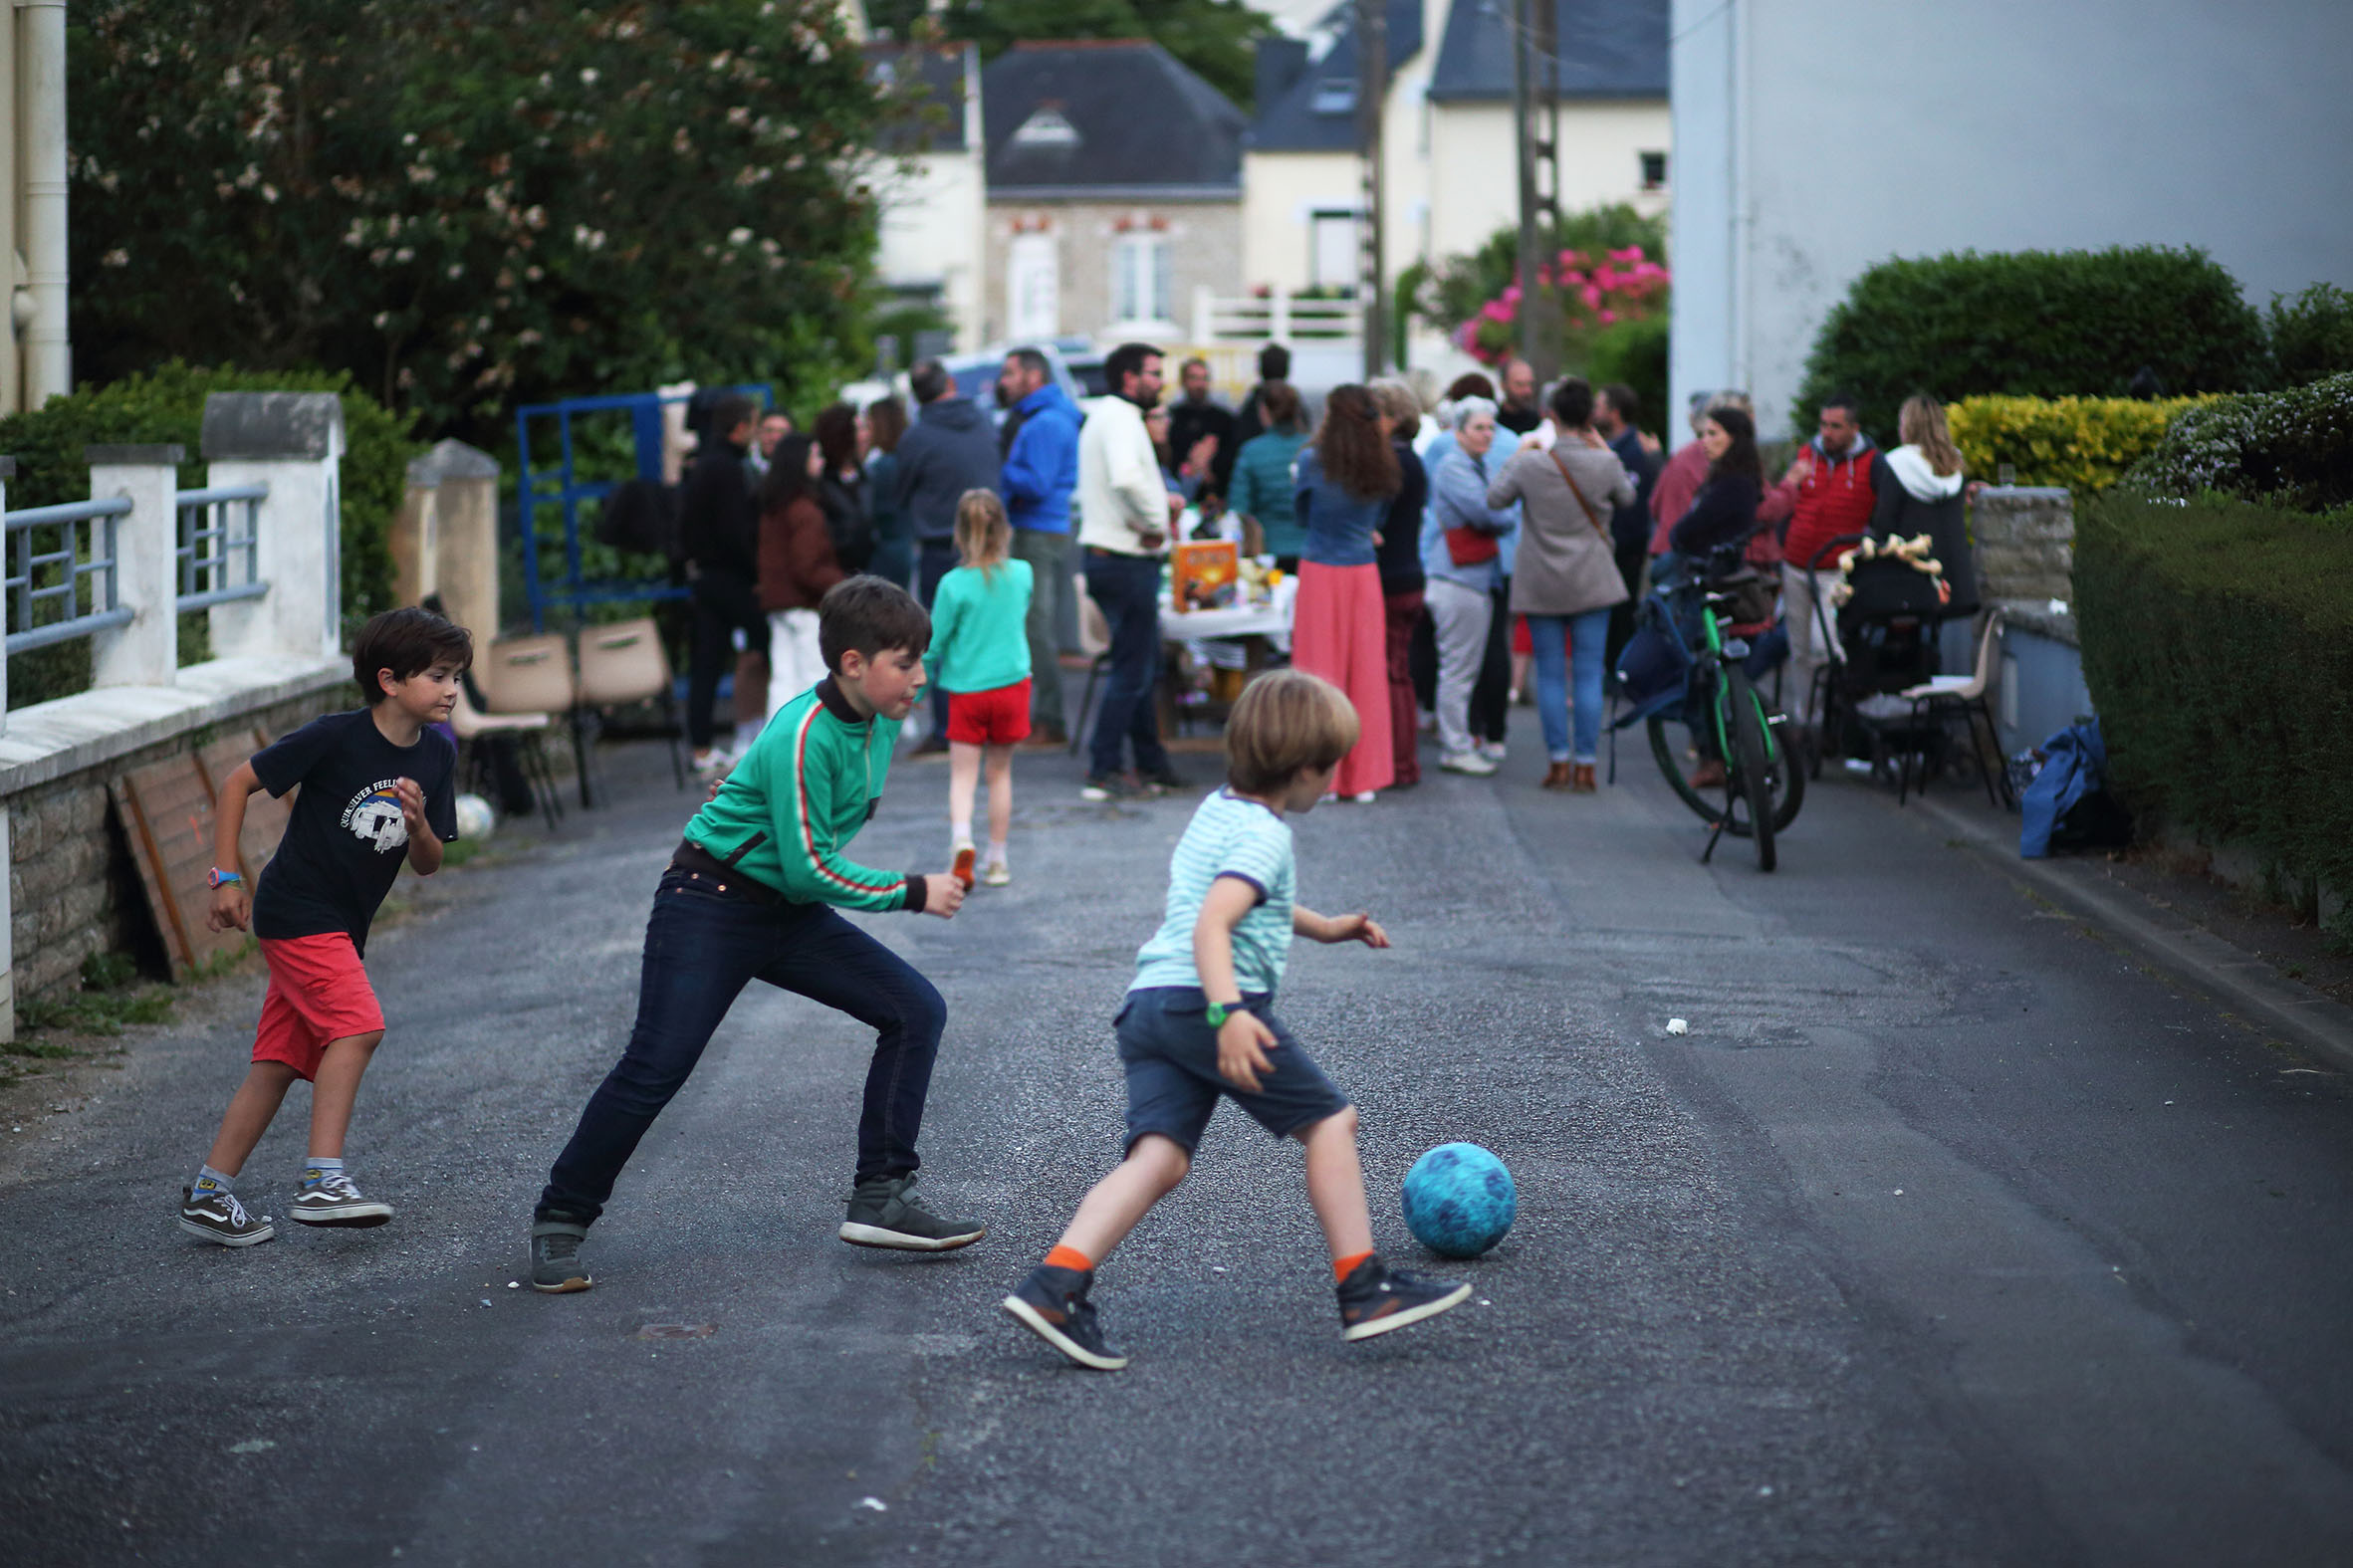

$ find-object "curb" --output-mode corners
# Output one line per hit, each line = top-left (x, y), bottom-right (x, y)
(1910, 794), (2353, 1077)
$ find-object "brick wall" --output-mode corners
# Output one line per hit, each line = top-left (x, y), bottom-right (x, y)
(7, 685), (351, 1000)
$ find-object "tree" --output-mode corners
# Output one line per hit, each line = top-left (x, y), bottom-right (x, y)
(867, 0), (1271, 111)
(69, 1), (906, 444)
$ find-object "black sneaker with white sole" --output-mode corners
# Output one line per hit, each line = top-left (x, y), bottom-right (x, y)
(1080, 772), (1139, 802)
(530, 1218), (593, 1293)
(1335, 1253), (1472, 1341)
(838, 1174), (987, 1251)
(1002, 1263), (1128, 1370)
(288, 1172), (393, 1228)
(179, 1185), (276, 1246)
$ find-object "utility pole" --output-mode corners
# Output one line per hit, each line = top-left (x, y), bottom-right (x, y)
(1512, 0), (1563, 381)
(1356, 0), (1387, 379)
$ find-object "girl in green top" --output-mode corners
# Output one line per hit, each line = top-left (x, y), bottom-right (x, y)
(927, 490), (1034, 886)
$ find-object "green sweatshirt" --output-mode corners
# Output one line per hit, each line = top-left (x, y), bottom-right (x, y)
(681, 677), (926, 911)
(924, 559), (1034, 694)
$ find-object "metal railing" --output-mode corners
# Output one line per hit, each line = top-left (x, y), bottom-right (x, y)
(174, 482), (269, 610)
(4, 497), (134, 655)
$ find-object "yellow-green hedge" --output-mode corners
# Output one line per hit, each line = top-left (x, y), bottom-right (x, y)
(1946, 394), (2212, 493)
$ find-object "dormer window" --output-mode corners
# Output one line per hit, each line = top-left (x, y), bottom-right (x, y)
(1013, 107), (1081, 147)
(1310, 77), (1355, 114)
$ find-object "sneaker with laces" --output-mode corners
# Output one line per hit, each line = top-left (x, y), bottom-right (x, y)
(981, 855), (1011, 887)
(1439, 751), (1498, 776)
(838, 1174), (987, 1251)
(179, 1185), (276, 1247)
(1477, 740), (1509, 764)
(1002, 1263), (1128, 1370)
(530, 1218), (593, 1293)
(289, 1171), (393, 1228)
(1335, 1254), (1472, 1341)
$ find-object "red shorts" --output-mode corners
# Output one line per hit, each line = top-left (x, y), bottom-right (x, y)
(252, 934), (386, 1081)
(945, 679), (1033, 747)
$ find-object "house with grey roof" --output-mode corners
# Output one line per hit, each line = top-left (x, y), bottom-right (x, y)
(980, 40), (1247, 343)
(1242, 0), (1668, 361)
(864, 40), (987, 353)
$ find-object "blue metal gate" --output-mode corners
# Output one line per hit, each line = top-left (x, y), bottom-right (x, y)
(514, 383), (772, 630)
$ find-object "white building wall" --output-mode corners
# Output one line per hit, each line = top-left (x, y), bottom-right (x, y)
(1425, 101), (1671, 266)
(871, 146), (988, 352)
(1243, 150), (1359, 295)
(1672, 0), (2353, 441)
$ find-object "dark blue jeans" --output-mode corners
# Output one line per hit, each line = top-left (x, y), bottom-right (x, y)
(1084, 550), (1172, 779)
(538, 868), (947, 1223)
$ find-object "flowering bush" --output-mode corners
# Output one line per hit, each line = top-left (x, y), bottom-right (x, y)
(1452, 245), (1671, 365)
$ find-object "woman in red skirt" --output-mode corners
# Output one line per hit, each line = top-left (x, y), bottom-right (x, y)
(1290, 384), (1401, 800)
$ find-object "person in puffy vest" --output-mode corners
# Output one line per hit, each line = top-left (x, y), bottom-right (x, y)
(1759, 392), (1885, 732)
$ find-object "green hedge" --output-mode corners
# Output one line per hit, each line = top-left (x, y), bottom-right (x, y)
(1946, 394), (2208, 493)
(2124, 371), (2353, 513)
(1796, 246), (2268, 438)
(2075, 492), (2353, 937)
(2267, 283), (2353, 386)
(1585, 316), (1670, 440)
(0, 363), (416, 705)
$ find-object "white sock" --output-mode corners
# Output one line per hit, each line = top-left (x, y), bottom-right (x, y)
(986, 840), (1008, 866)
(192, 1163), (234, 1196)
(302, 1155), (345, 1187)
(951, 819), (973, 848)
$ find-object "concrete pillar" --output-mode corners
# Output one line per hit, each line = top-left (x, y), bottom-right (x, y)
(409, 440), (501, 644)
(390, 461), (440, 609)
(199, 393), (345, 662)
(1972, 486), (2075, 607)
(85, 444), (184, 689)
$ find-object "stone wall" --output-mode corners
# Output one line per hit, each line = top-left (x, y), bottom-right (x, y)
(1972, 487), (2074, 612)
(7, 682), (349, 1001)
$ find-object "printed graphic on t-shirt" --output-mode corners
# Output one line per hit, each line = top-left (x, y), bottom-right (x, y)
(342, 782), (410, 853)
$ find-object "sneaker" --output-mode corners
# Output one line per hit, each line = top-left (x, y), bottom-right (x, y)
(530, 1218), (593, 1293)
(1349, 790), (1377, 804)
(1336, 1254), (1472, 1342)
(1001, 1263), (1128, 1370)
(1478, 740), (1509, 764)
(981, 856), (1011, 887)
(179, 1185), (276, 1247)
(290, 1171), (394, 1228)
(1439, 751), (1498, 777)
(692, 747), (733, 776)
(1140, 764), (1186, 793)
(1081, 772), (1138, 802)
(838, 1175), (987, 1251)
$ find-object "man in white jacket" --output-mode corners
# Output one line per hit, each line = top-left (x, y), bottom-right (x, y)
(1077, 342), (1185, 800)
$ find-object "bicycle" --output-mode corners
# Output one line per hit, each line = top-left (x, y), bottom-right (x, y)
(1613, 553), (1803, 871)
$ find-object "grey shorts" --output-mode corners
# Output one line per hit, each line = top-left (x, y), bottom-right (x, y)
(1115, 986), (1352, 1155)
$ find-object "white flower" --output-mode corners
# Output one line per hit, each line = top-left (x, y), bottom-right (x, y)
(728, 227), (752, 245)
(101, 248), (128, 268)
(580, 68), (599, 86)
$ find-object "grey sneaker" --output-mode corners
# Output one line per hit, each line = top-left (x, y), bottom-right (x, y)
(1336, 1253), (1472, 1342)
(838, 1174), (987, 1251)
(179, 1185), (276, 1247)
(1002, 1263), (1128, 1370)
(530, 1219), (593, 1293)
(289, 1171), (393, 1228)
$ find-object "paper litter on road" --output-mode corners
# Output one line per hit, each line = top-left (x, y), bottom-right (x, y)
(855, 1496), (887, 1512)
(1666, 1018), (1689, 1036)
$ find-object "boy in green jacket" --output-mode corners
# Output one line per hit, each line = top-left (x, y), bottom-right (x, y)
(530, 577), (979, 1292)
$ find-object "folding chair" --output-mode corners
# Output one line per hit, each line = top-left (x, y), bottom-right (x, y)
(1895, 611), (2010, 807)
(478, 633), (589, 807)
(449, 683), (565, 831)
(576, 616), (689, 797)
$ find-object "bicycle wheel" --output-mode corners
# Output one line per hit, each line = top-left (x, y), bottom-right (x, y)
(1648, 711), (1728, 826)
(1726, 666), (1776, 872)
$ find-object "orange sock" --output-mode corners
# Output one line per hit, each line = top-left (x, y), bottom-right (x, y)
(1045, 1244), (1094, 1273)
(1332, 1249), (1374, 1282)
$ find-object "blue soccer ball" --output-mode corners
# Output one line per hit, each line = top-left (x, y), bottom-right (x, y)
(1400, 1142), (1517, 1258)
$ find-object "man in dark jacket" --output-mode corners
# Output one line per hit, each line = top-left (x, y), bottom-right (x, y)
(1222, 341), (1291, 493)
(1596, 382), (1662, 665)
(1164, 357), (1234, 506)
(997, 348), (1082, 745)
(681, 393), (766, 769)
(895, 358), (1003, 749)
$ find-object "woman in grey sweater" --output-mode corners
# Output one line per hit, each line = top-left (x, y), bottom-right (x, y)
(1486, 378), (1634, 790)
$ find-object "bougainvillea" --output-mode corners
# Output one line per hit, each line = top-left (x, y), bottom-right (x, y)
(1452, 245), (1671, 365)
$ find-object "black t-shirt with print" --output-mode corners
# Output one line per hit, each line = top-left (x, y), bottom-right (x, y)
(250, 709), (459, 955)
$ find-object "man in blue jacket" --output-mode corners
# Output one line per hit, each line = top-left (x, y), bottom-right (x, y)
(997, 347), (1082, 746)
(895, 358), (1003, 750)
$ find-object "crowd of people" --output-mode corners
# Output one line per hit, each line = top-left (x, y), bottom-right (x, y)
(672, 341), (1979, 817)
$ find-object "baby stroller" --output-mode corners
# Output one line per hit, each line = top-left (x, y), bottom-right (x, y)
(1803, 533), (1950, 782)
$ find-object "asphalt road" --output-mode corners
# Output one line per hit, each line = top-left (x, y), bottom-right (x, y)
(4, 717), (2351, 1567)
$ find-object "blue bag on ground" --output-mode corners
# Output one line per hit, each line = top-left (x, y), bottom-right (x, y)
(2018, 721), (2131, 858)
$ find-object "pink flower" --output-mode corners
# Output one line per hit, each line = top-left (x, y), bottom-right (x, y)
(1558, 268), (1584, 287)
(1593, 264), (1618, 290)
(1598, 309), (1618, 324)
(1609, 245), (1645, 265)
(1580, 283), (1603, 311)
(1501, 283), (1523, 307)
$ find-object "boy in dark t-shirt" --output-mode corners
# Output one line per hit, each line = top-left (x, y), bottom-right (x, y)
(177, 608), (469, 1247)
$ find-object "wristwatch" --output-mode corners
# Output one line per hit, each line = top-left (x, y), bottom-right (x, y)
(206, 867), (242, 889)
(1205, 1000), (1250, 1027)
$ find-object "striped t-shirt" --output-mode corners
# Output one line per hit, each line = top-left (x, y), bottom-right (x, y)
(1131, 789), (1295, 998)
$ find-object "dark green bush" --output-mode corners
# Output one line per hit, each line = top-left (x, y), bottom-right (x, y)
(0, 362), (416, 705)
(1796, 245), (2269, 439)
(2124, 372), (2353, 514)
(2267, 283), (2353, 387)
(2076, 491), (2353, 939)
(1585, 316), (1670, 439)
